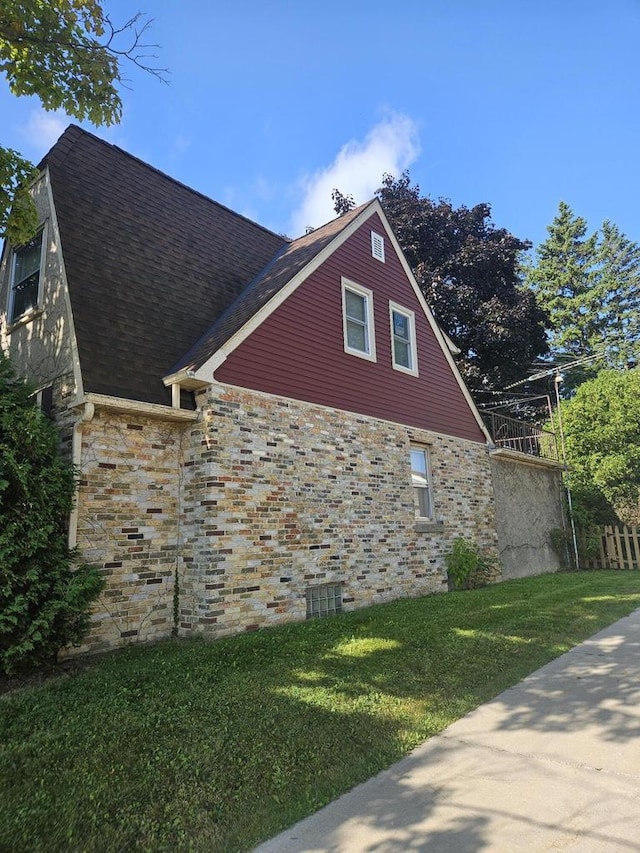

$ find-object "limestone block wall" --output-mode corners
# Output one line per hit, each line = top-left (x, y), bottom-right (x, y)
(490, 453), (565, 578)
(73, 409), (183, 652)
(178, 384), (498, 638)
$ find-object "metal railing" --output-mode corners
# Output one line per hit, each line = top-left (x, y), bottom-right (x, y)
(483, 412), (559, 461)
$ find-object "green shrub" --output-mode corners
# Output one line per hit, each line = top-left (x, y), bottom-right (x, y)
(0, 352), (104, 674)
(445, 537), (498, 590)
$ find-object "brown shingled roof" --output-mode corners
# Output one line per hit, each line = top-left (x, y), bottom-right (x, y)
(43, 125), (287, 405)
(171, 201), (372, 374)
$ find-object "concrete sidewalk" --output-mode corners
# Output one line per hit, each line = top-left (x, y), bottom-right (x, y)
(255, 608), (640, 852)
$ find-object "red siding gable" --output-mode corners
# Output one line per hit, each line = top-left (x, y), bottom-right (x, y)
(215, 213), (485, 443)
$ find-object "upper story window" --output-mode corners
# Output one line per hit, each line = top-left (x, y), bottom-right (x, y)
(410, 445), (433, 520)
(9, 228), (44, 323)
(390, 302), (418, 375)
(371, 231), (385, 262)
(341, 278), (376, 362)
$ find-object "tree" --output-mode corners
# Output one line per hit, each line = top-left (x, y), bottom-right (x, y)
(0, 0), (165, 243)
(0, 351), (104, 674)
(558, 368), (640, 527)
(333, 172), (549, 393)
(527, 203), (640, 388)
(597, 220), (640, 367)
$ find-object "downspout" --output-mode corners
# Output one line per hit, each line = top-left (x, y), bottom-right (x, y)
(68, 401), (95, 549)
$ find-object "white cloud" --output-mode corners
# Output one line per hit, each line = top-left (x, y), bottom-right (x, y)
(22, 109), (68, 157)
(289, 113), (421, 237)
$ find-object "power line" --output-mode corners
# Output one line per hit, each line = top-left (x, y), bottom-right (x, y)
(504, 351), (605, 390)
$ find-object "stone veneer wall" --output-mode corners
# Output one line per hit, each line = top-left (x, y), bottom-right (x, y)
(73, 409), (183, 652)
(177, 384), (498, 638)
(62, 385), (499, 654)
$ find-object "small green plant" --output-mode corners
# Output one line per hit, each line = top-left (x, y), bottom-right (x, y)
(550, 527), (571, 568)
(445, 537), (497, 590)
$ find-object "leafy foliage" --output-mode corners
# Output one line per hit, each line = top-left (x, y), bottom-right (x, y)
(334, 172), (549, 392)
(0, 1), (165, 243)
(444, 537), (498, 589)
(331, 187), (355, 216)
(1, 1), (121, 126)
(527, 202), (640, 390)
(0, 351), (104, 674)
(558, 368), (640, 526)
(0, 147), (38, 244)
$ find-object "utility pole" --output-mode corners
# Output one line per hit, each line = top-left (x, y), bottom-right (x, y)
(554, 373), (580, 569)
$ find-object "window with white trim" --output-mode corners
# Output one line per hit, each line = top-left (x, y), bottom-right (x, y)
(371, 230), (385, 262)
(9, 228), (44, 323)
(341, 278), (376, 361)
(410, 446), (433, 520)
(390, 302), (418, 375)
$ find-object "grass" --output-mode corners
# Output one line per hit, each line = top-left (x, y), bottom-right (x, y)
(1, 570), (640, 852)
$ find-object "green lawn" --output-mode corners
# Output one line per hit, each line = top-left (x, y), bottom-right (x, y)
(1, 571), (639, 852)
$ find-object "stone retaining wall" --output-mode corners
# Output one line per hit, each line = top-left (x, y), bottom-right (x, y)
(490, 453), (565, 578)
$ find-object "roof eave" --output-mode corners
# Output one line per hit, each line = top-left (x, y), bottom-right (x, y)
(162, 368), (210, 390)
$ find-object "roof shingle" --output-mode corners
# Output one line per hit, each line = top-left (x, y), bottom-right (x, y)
(172, 201), (372, 374)
(43, 125), (287, 405)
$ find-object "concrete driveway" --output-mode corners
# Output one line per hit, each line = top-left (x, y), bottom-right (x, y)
(255, 608), (640, 852)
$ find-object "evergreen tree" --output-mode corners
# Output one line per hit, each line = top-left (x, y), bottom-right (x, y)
(527, 203), (640, 387)
(597, 220), (640, 367)
(0, 351), (104, 674)
(527, 202), (601, 357)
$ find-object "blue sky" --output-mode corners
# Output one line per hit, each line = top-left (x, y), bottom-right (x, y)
(2, 0), (640, 248)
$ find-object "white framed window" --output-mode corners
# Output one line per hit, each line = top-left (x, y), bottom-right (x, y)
(411, 445), (433, 520)
(390, 302), (418, 375)
(341, 278), (376, 362)
(8, 226), (45, 324)
(371, 230), (385, 262)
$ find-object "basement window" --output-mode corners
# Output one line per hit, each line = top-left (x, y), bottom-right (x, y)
(306, 583), (343, 618)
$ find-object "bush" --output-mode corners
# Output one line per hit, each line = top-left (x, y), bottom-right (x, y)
(445, 537), (498, 590)
(0, 352), (104, 675)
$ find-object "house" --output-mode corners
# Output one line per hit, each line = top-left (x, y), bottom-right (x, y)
(0, 126), (565, 653)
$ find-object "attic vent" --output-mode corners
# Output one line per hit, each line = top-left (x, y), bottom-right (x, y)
(306, 583), (343, 619)
(371, 231), (385, 262)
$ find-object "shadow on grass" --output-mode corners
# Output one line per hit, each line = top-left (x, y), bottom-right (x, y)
(1, 573), (640, 852)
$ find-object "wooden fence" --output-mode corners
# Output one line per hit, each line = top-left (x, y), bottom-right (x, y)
(578, 525), (640, 570)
